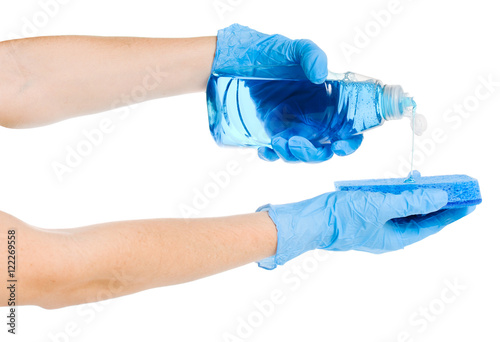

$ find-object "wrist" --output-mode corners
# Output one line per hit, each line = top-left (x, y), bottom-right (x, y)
(256, 194), (337, 269)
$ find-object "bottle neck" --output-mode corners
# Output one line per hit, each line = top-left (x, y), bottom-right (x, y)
(381, 85), (415, 121)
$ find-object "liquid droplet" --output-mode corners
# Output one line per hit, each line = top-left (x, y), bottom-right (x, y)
(404, 174), (416, 183)
(404, 170), (420, 183)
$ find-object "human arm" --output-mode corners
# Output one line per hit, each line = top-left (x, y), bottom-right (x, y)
(0, 35), (216, 128)
(0, 210), (276, 309)
(1, 189), (475, 309)
(0, 25), (362, 162)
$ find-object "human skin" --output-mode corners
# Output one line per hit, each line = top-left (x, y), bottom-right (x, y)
(0, 210), (276, 309)
(0, 35), (216, 128)
(0, 34), (456, 311)
(0, 35), (277, 310)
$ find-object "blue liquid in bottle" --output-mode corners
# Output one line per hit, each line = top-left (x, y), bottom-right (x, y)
(206, 66), (416, 148)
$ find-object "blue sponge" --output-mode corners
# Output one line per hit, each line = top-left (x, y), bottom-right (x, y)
(334, 171), (481, 209)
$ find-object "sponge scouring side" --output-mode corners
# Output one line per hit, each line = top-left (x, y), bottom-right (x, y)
(334, 171), (481, 209)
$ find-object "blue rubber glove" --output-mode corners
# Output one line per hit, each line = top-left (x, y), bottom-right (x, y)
(257, 189), (475, 270)
(257, 130), (364, 162)
(213, 24), (363, 163)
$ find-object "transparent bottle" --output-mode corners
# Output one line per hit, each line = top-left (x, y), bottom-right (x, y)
(206, 66), (425, 148)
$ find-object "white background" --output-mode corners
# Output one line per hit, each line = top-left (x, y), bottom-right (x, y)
(1, 0), (499, 341)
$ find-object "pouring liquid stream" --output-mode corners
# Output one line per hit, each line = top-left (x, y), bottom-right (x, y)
(404, 110), (417, 184)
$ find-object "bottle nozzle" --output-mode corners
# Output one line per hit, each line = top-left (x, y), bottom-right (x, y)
(400, 92), (416, 116)
(381, 85), (427, 135)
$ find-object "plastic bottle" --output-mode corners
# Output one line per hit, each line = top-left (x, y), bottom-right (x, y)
(206, 66), (426, 148)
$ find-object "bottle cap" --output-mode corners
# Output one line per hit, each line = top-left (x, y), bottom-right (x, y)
(381, 85), (416, 121)
(410, 113), (427, 136)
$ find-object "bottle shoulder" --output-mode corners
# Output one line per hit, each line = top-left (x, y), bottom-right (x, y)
(326, 71), (382, 84)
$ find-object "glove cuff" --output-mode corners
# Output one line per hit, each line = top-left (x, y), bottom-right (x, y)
(212, 23), (267, 74)
(255, 199), (322, 270)
(255, 204), (279, 270)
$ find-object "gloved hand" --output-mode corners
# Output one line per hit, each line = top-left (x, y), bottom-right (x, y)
(258, 134), (363, 162)
(213, 23), (363, 163)
(257, 189), (475, 269)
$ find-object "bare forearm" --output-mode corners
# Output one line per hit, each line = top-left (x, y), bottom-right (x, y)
(2, 212), (276, 309)
(0, 35), (216, 128)
(77, 213), (276, 288)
